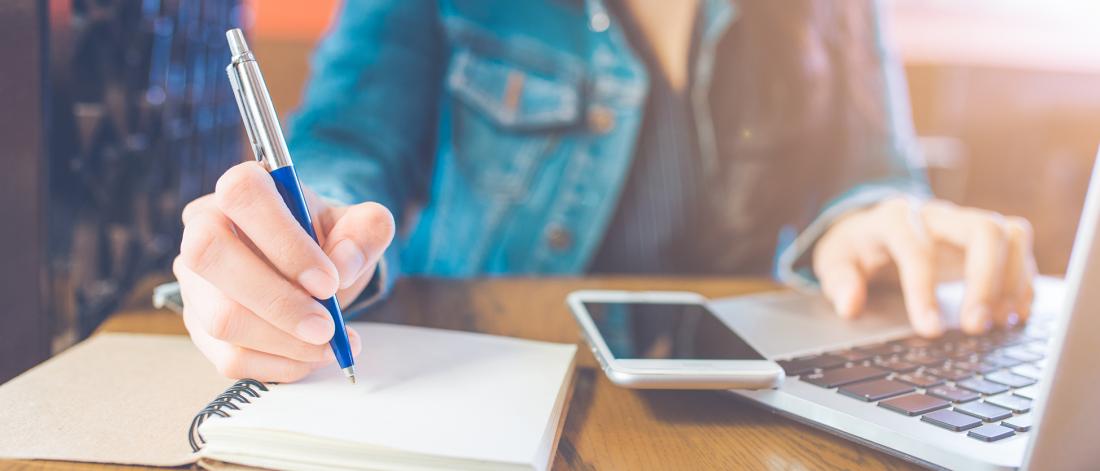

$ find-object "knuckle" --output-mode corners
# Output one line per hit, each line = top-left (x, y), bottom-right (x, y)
(271, 362), (311, 383)
(172, 256), (186, 279)
(215, 351), (248, 379)
(259, 291), (301, 327)
(179, 218), (222, 275)
(181, 195), (214, 225)
(215, 163), (265, 214)
(1007, 216), (1034, 239)
(877, 197), (910, 219)
(206, 303), (241, 341)
(291, 343), (327, 362)
(974, 218), (1006, 242)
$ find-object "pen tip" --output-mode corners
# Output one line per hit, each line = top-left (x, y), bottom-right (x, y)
(342, 365), (357, 385)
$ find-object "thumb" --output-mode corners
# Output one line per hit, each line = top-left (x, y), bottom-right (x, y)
(321, 202), (396, 289)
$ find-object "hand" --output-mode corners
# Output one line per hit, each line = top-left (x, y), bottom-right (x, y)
(813, 197), (1037, 337)
(174, 161), (395, 382)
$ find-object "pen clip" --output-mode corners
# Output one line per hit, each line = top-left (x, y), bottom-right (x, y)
(227, 64), (265, 168)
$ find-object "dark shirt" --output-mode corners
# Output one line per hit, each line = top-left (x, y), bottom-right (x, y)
(591, 4), (759, 275)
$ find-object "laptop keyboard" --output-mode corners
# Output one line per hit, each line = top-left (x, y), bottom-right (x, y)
(778, 321), (1053, 442)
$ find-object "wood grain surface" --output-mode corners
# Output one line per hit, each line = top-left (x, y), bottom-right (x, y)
(4, 277), (921, 470)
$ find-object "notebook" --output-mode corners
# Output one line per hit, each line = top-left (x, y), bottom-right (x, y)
(0, 323), (578, 471)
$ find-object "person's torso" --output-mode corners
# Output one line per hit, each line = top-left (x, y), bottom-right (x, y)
(402, 0), (812, 277)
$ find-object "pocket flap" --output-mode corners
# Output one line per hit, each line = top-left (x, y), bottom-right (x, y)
(447, 48), (582, 130)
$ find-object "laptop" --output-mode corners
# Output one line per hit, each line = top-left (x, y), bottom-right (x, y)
(710, 155), (1100, 470)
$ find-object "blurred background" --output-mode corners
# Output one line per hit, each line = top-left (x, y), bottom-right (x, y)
(1, 0), (1099, 382)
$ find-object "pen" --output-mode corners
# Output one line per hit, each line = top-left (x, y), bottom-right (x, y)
(224, 28), (357, 384)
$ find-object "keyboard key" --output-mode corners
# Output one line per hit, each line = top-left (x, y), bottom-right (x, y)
(968, 423), (1015, 442)
(879, 394), (950, 416)
(957, 378), (1010, 396)
(1013, 386), (1040, 400)
(924, 366), (974, 382)
(959, 338), (998, 353)
(874, 357), (920, 373)
(802, 365), (890, 388)
(1004, 348), (1043, 363)
(985, 394), (1031, 413)
(1010, 364), (1043, 380)
(854, 342), (905, 356)
(984, 371), (1037, 388)
(1002, 414), (1033, 432)
(833, 349), (877, 363)
(952, 360), (1000, 374)
(905, 351), (947, 367)
(893, 336), (938, 349)
(839, 379), (915, 402)
(949, 349), (980, 361)
(1024, 341), (1050, 355)
(922, 409), (983, 431)
(778, 354), (847, 376)
(928, 385), (980, 403)
(982, 354), (1024, 369)
(955, 401), (1013, 422)
(896, 372), (944, 388)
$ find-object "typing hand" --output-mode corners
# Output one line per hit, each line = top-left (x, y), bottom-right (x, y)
(812, 197), (1036, 338)
(174, 162), (395, 382)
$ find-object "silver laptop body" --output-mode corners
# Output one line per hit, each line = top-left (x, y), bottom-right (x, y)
(710, 156), (1100, 470)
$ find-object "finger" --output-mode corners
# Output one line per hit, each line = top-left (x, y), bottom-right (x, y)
(1002, 217), (1037, 326)
(879, 201), (944, 337)
(921, 204), (1008, 334)
(214, 161), (340, 299)
(182, 297), (315, 383)
(181, 194), (216, 225)
(814, 228), (869, 319)
(174, 260), (333, 362)
(348, 328), (363, 358)
(321, 202), (395, 289)
(179, 210), (335, 345)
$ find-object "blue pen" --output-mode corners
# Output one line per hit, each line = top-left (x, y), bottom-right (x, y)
(224, 29), (356, 384)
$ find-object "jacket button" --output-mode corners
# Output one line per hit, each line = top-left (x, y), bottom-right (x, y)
(547, 226), (574, 251)
(587, 106), (615, 134)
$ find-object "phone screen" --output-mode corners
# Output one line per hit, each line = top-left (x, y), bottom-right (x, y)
(583, 302), (766, 361)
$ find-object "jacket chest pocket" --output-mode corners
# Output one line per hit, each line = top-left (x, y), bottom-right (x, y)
(445, 27), (586, 200)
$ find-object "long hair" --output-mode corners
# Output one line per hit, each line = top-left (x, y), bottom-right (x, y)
(713, 0), (885, 154)
(701, 0), (892, 273)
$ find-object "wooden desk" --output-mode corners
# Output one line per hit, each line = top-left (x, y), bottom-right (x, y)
(7, 277), (919, 470)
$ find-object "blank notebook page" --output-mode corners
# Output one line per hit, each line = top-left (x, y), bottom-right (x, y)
(200, 323), (577, 467)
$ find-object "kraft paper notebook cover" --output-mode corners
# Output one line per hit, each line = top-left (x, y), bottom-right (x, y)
(0, 323), (578, 471)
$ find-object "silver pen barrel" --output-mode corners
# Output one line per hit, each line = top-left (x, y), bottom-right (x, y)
(225, 28), (294, 171)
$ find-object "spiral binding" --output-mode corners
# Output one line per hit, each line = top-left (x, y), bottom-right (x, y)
(188, 378), (269, 452)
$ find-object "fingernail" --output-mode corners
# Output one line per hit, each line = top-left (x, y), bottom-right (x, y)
(330, 239), (365, 289)
(295, 314), (334, 344)
(298, 268), (337, 298)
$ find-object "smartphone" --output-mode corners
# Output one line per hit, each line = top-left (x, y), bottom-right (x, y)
(567, 290), (783, 389)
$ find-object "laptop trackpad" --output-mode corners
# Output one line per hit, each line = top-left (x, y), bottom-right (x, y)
(709, 285), (967, 359)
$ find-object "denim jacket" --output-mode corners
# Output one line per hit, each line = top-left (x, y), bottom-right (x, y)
(286, 0), (929, 309)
